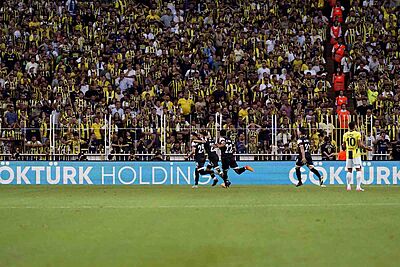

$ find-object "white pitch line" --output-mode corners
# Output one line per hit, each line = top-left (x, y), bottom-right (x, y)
(0, 203), (400, 209)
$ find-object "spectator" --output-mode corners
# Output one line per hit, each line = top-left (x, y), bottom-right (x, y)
(321, 136), (336, 160)
(152, 150), (164, 161)
(277, 128), (292, 148)
(330, 20), (342, 44)
(160, 9), (173, 28)
(281, 143), (292, 161)
(4, 105), (18, 126)
(236, 134), (247, 154)
(375, 132), (390, 160)
(25, 135), (43, 154)
(336, 90), (348, 112)
(337, 104), (351, 129)
(0, 0), (397, 160)
(178, 91), (194, 120)
(332, 38), (346, 69)
(356, 99), (373, 116)
(340, 51), (352, 87)
(333, 68), (346, 94)
(337, 145), (346, 160)
(391, 140), (400, 160)
(331, 1), (345, 23)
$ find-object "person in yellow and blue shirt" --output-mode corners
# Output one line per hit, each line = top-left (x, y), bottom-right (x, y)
(342, 122), (372, 192)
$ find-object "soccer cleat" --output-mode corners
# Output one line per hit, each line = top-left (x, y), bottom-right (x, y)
(222, 180), (231, 188)
(356, 187), (365, 192)
(212, 178), (219, 187)
(296, 182), (303, 187)
(319, 176), (326, 187)
(192, 185), (198, 189)
(347, 185), (352, 191)
(245, 165), (254, 172)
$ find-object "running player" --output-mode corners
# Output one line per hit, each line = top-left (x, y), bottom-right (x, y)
(295, 128), (325, 187)
(187, 132), (216, 188)
(203, 131), (223, 186)
(342, 122), (372, 191)
(216, 130), (254, 188)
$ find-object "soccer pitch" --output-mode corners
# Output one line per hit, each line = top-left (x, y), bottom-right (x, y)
(0, 185), (399, 267)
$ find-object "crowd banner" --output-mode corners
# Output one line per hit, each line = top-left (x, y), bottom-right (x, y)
(0, 161), (399, 185)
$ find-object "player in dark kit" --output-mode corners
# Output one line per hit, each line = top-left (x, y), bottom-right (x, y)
(295, 128), (325, 187)
(216, 130), (254, 188)
(187, 132), (217, 188)
(203, 132), (224, 186)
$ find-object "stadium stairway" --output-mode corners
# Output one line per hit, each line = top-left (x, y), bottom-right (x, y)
(325, 30), (355, 113)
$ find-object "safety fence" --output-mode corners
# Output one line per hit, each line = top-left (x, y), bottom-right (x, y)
(1, 161), (399, 185)
(0, 152), (392, 162)
(0, 114), (397, 160)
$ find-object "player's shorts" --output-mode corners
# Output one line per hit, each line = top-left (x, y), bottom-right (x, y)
(295, 154), (314, 167)
(221, 155), (238, 170)
(208, 155), (219, 168)
(195, 156), (206, 170)
(345, 157), (362, 169)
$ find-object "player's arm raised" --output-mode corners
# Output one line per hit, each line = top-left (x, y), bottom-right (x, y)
(192, 139), (206, 144)
(214, 138), (226, 148)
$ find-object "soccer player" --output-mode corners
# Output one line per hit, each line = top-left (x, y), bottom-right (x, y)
(342, 122), (372, 191)
(216, 130), (254, 188)
(186, 132), (216, 188)
(203, 132), (223, 186)
(295, 128), (325, 187)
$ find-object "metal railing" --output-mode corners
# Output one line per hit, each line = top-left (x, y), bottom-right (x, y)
(0, 153), (393, 162)
(0, 114), (397, 161)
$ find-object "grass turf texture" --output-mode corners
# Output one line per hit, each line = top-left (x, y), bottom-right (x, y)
(0, 186), (399, 267)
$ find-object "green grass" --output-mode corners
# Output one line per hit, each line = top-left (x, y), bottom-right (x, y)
(0, 185), (399, 267)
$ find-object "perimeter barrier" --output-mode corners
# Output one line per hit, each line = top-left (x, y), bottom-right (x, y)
(1, 161), (399, 185)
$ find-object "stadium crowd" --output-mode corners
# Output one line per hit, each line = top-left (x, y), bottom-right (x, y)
(0, 0), (399, 160)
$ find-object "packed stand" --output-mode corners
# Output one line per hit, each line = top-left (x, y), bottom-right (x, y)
(332, 0), (400, 159)
(0, 0), (398, 160)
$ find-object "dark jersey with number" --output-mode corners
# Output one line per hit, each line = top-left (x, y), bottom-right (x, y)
(220, 137), (235, 157)
(192, 141), (206, 161)
(205, 138), (218, 158)
(297, 136), (311, 155)
(296, 136), (314, 166)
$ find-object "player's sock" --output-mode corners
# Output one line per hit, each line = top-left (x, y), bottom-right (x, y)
(356, 171), (363, 190)
(221, 170), (228, 181)
(310, 168), (324, 186)
(346, 172), (352, 189)
(234, 167), (246, 174)
(214, 166), (223, 176)
(295, 167), (302, 184)
(194, 169), (200, 185)
(310, 168), (321, 179)
(212, 177), (218, 186)
(222, 170), (230, 187)
(210, 172), (216, 179)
